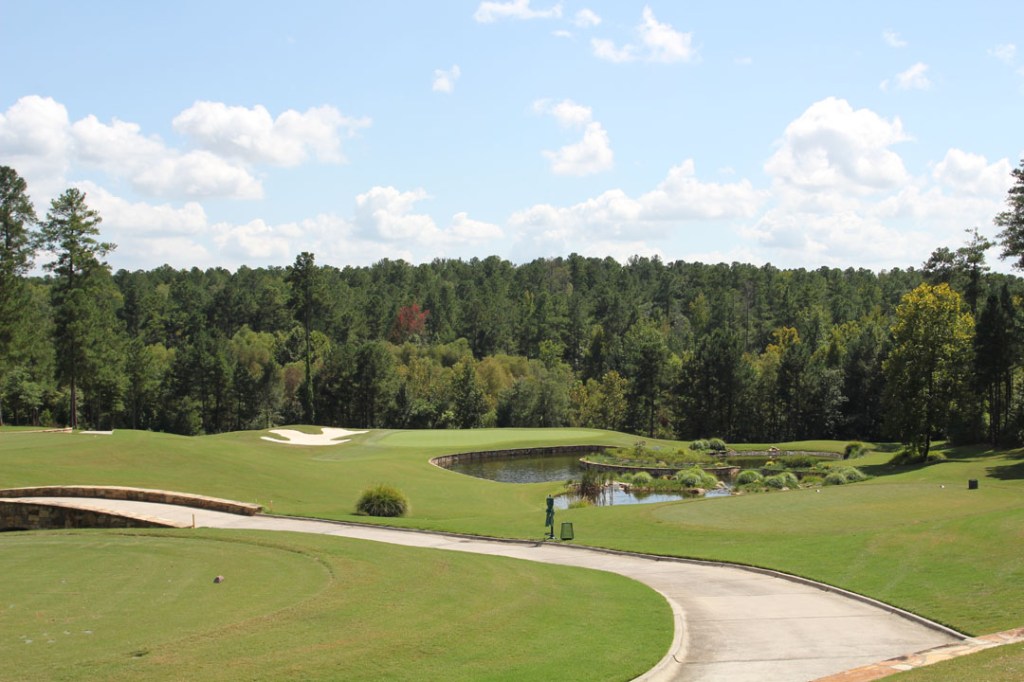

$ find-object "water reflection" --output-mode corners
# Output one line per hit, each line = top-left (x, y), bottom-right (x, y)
(443, 453), (727, 507)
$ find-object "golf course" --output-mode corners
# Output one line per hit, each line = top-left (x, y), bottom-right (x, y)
(3, 426), (1024, 680)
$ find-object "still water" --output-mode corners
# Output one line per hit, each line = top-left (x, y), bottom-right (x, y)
(442, 453), (709, 508)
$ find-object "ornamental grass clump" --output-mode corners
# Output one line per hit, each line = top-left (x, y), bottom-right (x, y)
(674, 466), (717, 489)
(630, 471), (654, 487)
(764, 472), (798, 490)
(735, 469), (763, 486)
(824, 472), (848, 486)
(355, 484), (409, 517)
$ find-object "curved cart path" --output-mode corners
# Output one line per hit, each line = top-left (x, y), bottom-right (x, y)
(11, 496), (962, 682)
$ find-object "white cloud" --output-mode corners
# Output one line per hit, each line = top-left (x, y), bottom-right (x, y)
(932, 149), (1013, 196)
(432, 65), (462, 94)
(734, 56), (753, 66)
(474, 0), (562, 23)
(638, 6), (696, 63)
(883, 29), (907, 48)
(639, 159), (765, 220)
(544, 124), (614, 176)
(591, 38), (637, 63)
(533, 98), (592, 127)
(534, 99), (612, 176)
(449, 212), (504, 242)
(78, 182), (209, 235)
(0, 95), (72, 196)
(593, 6), (696, 64)
(509, 159), (764, 252)
(573, 8), (601, 28)
(172, 101), (370, 166)
(989, 43), (1017, 64)
(214, 218), (292, 261)
(881, 62), (931, 91)
(765, 97), (909, 192)
(749, 98), (1014, 269)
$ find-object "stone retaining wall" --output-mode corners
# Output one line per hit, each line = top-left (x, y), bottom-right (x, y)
(431, 445), (609, 469)
(0, 500), (187, 531)
(0, 486), (261, 515)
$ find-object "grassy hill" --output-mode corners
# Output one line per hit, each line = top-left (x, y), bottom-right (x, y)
(3, 426), (1024, 675)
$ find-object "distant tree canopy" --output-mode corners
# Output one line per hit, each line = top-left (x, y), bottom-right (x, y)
(5, 162), (1024, 453)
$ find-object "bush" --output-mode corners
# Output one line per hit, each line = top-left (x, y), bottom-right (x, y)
(735, 469), (763, 485)
(837, 466), (867, 482)
(889, 448), (946, 466)
(355, 484), (409, 517)
(674, 466), (717, 489)
(690, 439), (710, 451)
(708, 438), (727, 452)
(800, 474), (823, 486)
(631, 471), (654, 486)
(764, 472), (798, 489)
(844, 441), (866, 459)
(824, 472), (848, 486)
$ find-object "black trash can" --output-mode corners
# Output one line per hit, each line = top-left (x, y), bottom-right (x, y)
(968, 479), (978, 490)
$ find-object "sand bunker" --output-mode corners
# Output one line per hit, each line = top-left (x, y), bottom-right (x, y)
(261, 427), (367, 446)
(80, 430), (114, 436)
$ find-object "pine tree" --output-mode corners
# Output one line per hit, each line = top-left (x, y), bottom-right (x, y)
(36, 188), (117, 429)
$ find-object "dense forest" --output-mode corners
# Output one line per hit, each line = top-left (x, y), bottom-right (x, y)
(2, 162), (1024, 454)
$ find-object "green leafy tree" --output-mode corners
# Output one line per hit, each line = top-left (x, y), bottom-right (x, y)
(449, 361), (486, 428)
(36, 188), (117, 429)
(286, 252), (324, 423)
(923, 228), (994, 313)
(0, 166), (38, 424)
(996, 159), (1024, 269)
(623, 318), (670, 437)
(974, 285), (1020, 445)
(883, 283), (975, 457)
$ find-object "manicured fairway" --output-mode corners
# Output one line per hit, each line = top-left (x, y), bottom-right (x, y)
(0, 529), (670, 682)
(2, 428), (1023, 640)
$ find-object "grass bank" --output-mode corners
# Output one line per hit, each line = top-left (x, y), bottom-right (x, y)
(0, 529), (669, 682)
(2, 428), (1023, 637)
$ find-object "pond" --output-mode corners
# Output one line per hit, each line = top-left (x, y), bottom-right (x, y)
(441, 453), (729, 508)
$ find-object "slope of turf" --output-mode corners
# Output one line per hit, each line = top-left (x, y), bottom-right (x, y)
(2, 428), (1023, 637)
(1, 529), (669, 682)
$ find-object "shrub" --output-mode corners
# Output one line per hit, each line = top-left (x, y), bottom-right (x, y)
(690, 439), (710, 451)
(764, 472), (798, 489)
(631, 471), (654, 486)
(567, 498), (593, 509)
(735, 469), (763, 485)
(844, 441), (866, 459)
(355, 484), (409, 517)
(837, 466), (867, 482)
(889, 448), (945, 466)
(800, 475), (823, 486)
(675, 466), (717, 489)
(824, 472), (848, 486)
(708, 438), (727, 452)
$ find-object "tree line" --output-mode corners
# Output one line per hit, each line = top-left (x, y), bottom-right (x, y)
(2, 161), (1023, 455)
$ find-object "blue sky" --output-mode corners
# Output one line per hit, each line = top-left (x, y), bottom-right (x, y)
(2, 1), (1022, 272)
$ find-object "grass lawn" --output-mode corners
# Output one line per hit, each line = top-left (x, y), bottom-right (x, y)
(3, 427), (1024, 668)
(895, 642), (1024, 681)
(0, 528), (669, 682)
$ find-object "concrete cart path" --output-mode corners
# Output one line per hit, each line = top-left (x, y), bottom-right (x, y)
(13, 496), (962, 682)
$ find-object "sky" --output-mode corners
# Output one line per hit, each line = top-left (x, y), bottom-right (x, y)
(1, 1), (1023, 273)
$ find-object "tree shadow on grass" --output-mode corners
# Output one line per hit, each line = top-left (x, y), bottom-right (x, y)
(985, 448), (1024, 481)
